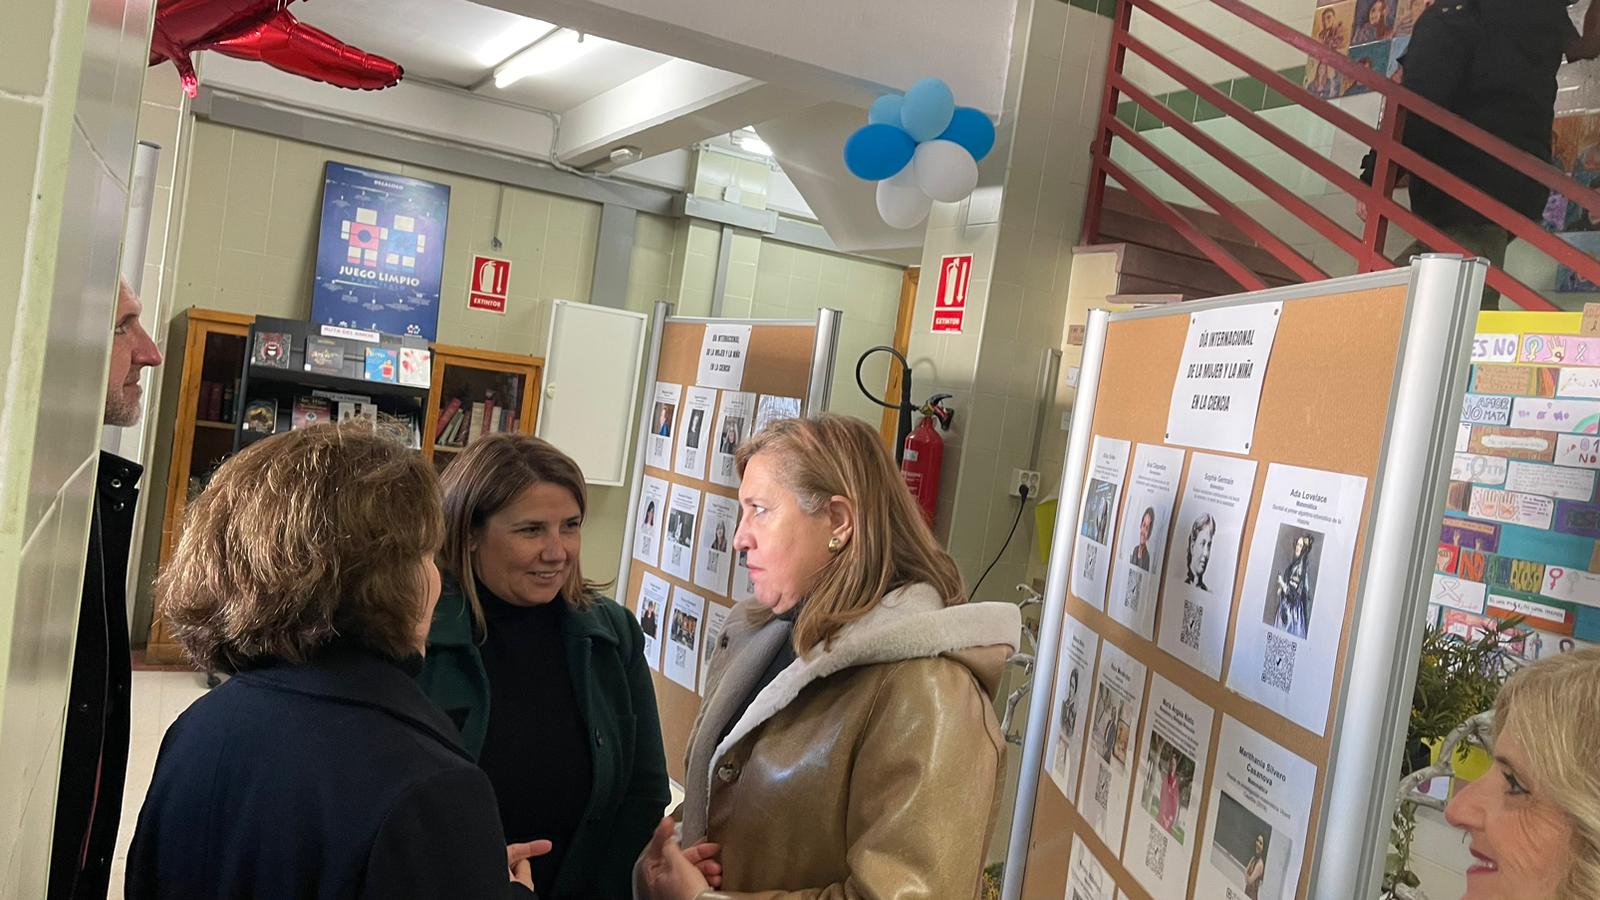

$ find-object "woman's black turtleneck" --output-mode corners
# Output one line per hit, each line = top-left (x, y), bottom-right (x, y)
(474, 584), (592, 896)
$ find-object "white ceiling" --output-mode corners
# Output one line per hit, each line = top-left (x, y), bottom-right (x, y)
(291, 0), (673, 111)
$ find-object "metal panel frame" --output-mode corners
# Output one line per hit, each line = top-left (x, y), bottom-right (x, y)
(1000, 257), (1480, 900)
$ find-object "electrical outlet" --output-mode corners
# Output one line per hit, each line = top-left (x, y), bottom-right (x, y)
(1009, 468), (1041, 498)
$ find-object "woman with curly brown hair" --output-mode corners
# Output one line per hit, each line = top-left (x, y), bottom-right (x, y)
(126, 422), (541, 899)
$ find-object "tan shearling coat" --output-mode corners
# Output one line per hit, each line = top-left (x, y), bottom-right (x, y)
(679, 583), (1020, 900)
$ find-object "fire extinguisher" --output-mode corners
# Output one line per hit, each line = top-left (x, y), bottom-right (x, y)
(902, 394), (954, 526)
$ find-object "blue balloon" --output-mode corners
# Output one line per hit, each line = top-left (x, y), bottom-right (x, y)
(868, 94), (904, 126)
(938, 107), (997, 162)
(843, 123), (916, 181)
(900, 77), (956, 143)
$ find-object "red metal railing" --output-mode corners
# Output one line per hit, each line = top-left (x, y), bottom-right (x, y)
(1084, 0), (1600, 310)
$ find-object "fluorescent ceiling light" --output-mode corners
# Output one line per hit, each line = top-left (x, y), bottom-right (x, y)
(475, 18), (558, 68)
(494, 29), (605, 88)
(732, 129), (772, 157)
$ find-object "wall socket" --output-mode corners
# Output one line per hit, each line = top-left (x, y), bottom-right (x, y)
(1009, 468), (1041, 497)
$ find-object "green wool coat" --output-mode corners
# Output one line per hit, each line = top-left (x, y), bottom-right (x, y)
(416, 579), (670, 899)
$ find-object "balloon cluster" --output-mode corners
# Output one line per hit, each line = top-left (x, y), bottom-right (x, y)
(843, 77), (997, 229)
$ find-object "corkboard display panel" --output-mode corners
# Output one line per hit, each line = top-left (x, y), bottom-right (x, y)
(624, 319), (818, 785)
(1019, 284), (1409, 900)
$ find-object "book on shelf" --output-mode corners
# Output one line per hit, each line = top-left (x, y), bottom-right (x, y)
(468, 402), (486, 443)
(304, 337), (345, 376)
(364, 347), (399, 383)
(483, 393), (496, 435)
(292, 396), (333, 430)
(337, 400), (378, 423)
(221, 383), (236, 422)
(243, 399), (278, 435)
(435, 398), (463, 440)
(252, 331), (292, 369)
(444, 410), (466, 446)
(399, 347), (431, 387)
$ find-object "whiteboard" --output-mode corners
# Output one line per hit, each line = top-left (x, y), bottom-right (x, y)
(535, 300), (649, 486)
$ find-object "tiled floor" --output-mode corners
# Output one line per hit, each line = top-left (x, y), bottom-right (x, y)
(109, 670), (211, 900)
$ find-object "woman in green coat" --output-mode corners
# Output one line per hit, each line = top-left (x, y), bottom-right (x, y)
(419, 434), (670, 899)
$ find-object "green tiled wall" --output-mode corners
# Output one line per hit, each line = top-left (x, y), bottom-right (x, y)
(1117, 66), (1306, 132)
(1062, 0), (1119, 16)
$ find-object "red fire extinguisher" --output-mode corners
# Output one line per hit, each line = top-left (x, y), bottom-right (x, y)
(902, 395), (953, 527)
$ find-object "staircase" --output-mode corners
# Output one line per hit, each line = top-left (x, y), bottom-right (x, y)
(1093, 187), (1298, 301)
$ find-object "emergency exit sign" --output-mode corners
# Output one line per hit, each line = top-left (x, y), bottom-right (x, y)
(932, 254), (972, 334)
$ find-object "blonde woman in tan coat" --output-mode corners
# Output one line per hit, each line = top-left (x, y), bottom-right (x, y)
(636, 414), (1021, 900)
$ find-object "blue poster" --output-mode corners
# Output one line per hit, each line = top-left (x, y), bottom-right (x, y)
(311, 162), (450, 339)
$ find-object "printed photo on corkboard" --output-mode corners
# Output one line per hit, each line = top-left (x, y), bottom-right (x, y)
(1352, 0), (1397, 45)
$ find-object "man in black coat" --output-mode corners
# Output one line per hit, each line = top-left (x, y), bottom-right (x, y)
(1379, 0), (1600, 309)
(49, 277), (163, 900)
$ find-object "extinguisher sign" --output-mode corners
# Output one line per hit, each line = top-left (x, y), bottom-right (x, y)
(469, 255), (511, 314)
(932, 254), (972, 334)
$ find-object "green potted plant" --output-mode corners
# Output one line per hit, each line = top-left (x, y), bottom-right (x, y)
(1382, 617), (1521, 897)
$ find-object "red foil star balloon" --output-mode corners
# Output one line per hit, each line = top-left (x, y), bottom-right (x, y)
(150, 0), (403, 98)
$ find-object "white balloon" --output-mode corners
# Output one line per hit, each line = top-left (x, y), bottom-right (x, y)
(912, 139), (980, 204)
(877, 168), (932, 230)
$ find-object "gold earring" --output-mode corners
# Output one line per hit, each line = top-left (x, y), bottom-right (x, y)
(828, 536), (843, 553)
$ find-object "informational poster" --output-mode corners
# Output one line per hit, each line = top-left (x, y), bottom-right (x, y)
(1194, 718), (1317, 900)
(1045, 614), (1101, 804)
(1558, 367), (1600, 398)
(1460, 393), (1513, 426)
(675, 386), (717, 480)
(699, 602), (732, 697)
(710, 391), (756, 488)
(1072, 436), (1132, 610)
(754, 394), (802, 436)
(1509, 397), (1600, 433)
(696, 323), (752, 390)
(1554, 434), (1600, 468)
(637, 572), (670, 671)
(1078, 641), (1148, 852)
(1450, 453), (1509, 486)
(1227, 464), (1367, 735)
(663, 586), (706, 691)
(311, 163), (449, 339)
(633, 476), (669, 568)
(1471, 332), (1520, 363)
(1066, 835), (1117, 900)
(1108, 444), (1186, 639)
(694, 494), (739, 597)
(1428, 573), (1488, 614)
(1165, 303), (1282, 454)
(1503, 460), (1596, 502)
(1467, 487), (1555, 530)
(1124, 676), (1217, 900)
(662, 484), (701, 581)
(732, 549), (756, 603)
(647, 382), (682, 470)
(1158, 453), (1259, 679)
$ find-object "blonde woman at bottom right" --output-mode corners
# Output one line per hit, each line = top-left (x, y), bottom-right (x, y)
(1444, 648), (1600, 900)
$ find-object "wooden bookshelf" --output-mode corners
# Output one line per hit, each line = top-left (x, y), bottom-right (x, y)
(423, 344), (543, 471)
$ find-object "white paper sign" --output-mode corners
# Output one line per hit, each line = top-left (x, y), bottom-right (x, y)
(1227, 464), (1367, 736)
(1066, 835), (1117, 900)
(1195, 718), (1317, 900)
(1558, 367), (1600, 399)
(694, 494), (739, 597)
(1045, 614), (1100, 804)
(698, 602), (732, 697)
(662, 484), (702, 581)
(1488, 592), (1568, 624)
(710, 391), (756, 488)
(675, 386), (717, 480)
(1468, 487), (1555, 530)
(1158, 453), (1260, 680)
(1504, 460), (1596, 502)
(636, 572), (671, 671)
(1461, 393), (1514, 426)
(1455, 423), (1472, 452)
(696, 323), (752, 390)
(1108, 444), (1186, 640)
(732, 548), (756, 603)
(646, 382), (682, 470)
(1510, 397), (1600, 434)
(1472, 333), (1520, 363)
(1541, 566), (1600, 607)
(1450, 453), (1509, 486)
(1078, 641), (1148, 853)
(753, 394), (802, 437)
(663, 586), (706, 691)
(1125, 675), (1216, 900)
(1165, 303), (1282, 454)
(1429, 573), (1488, 614)
(1072, 437), (1133, 610)
(632, 476), (669, 568)
(1555, 434), (1600, 469)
